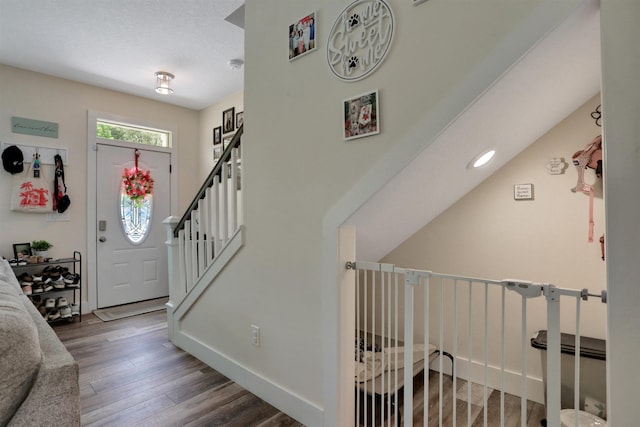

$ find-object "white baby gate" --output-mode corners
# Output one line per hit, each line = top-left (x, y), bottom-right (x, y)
(349, 261), (607, 427)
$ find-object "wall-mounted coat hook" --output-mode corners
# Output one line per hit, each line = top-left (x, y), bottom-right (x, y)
(0, 142), (67, 166)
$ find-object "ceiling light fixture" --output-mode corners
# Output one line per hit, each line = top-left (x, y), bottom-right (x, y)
(469, 149), (496, 169)
(155, 71), (174, 95)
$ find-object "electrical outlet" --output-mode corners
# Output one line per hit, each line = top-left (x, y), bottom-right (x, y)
(251, 325), (260, 347)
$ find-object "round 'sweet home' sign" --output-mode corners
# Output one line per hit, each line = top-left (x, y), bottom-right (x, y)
(327, 0), (395, 82)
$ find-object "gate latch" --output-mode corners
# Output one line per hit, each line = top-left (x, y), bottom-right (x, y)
(503, 279), (543, 298)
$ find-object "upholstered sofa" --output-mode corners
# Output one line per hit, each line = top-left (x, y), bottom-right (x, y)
(0, 258), (80, 426)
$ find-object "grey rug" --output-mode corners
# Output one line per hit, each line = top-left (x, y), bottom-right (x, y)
(93, 297), (168, 322)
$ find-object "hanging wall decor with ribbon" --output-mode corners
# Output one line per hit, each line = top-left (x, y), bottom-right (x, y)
(122, 149), (154, 205)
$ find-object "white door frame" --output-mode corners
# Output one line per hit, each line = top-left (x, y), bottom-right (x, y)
(86, 110), (178, 312)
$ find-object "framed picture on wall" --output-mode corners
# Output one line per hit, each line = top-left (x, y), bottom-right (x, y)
(289, 12), (316, 61)
(223, 136), (232, 150)
(213, 145), (222, 162)
(223, 107), (235, 134)
(13, 242), (31, 259)
(343, 89), (379, 141)
(236, 111), (244, 128)
(213, 126), (222, 145)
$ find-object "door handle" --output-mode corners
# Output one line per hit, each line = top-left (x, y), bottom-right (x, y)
(99, 236), (107, 242)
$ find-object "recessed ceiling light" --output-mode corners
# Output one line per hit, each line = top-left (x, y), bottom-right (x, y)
(469, 149), (496, 169)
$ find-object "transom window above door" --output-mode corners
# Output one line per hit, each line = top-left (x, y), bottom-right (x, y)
(97, 120), (171, 148)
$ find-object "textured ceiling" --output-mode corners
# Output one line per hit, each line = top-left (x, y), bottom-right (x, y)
(0, 0), (245, 110)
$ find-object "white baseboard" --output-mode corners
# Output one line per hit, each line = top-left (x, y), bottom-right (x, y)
(172, 328), (324, 427)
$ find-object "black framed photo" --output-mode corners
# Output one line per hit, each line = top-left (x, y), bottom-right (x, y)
(13, 242), (31, 259)
(223, 107), (235, 134)
(236, 111), (244, 128)
(213, 126), (222, 145)
(223, 136), (232, 151)
(213, 145), (222, 162)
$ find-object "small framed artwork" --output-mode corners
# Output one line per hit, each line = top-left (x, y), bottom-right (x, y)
(223, 136), (232, 150)
(223, 107), (235, 134)
(213, 146), (222, 163)
(289, 12), (316, 61)
(343, 89), (379, 141)
(236, 111), (244, 129)
(13, 242), (31, 259)
(514, 183), (534, 200)
(213, 126), (222, 145)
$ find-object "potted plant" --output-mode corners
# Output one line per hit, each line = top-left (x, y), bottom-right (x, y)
(31, 240), (53, 258)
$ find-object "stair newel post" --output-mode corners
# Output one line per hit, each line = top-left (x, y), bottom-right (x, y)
(164, 216), (181, 342)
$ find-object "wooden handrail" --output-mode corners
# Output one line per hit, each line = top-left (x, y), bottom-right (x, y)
(173, 124), (243, 237)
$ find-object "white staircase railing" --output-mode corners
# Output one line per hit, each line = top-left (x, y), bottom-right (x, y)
(165, 126), (244, 315)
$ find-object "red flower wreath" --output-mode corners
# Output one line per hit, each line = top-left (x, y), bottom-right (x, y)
(122, 150), (154, 205)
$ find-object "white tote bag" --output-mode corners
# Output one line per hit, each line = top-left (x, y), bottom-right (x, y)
(10, 161), (53, 213)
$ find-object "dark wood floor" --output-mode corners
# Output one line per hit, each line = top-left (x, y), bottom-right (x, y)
(359, 370), (546, 427)
(53, 310), (546, 426)
(411, 371), (546, 426)
(53, 310), (304, 427)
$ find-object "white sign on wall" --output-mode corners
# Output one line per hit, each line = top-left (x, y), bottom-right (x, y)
(327, 0), (395, 82)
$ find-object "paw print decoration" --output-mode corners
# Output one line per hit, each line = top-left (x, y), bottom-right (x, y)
(348, 56), (359, 69)
(348, 13), (360, 29)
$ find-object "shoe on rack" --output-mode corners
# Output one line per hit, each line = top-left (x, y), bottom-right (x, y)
(53, 278), (66, 290)
(54, 266), (69, 275)
(42, 282), (53, 292)
(17, 272), (33, 283)
(42, 265), (56, 275)
(47, 309), (60, 321)
(63, 273), (80, 284)
(70, 303), (80, 316)
(56, 297), (68, 308)
(21, 284), (32, 295)
(38, 306), (47, 317)
(45, 298), (56, 309)
(32, 273), (43, 282)
(32, 284), (44, 294)
(60, 306), (72, 319)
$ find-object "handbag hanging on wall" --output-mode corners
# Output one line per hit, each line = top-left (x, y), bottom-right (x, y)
(53, 154), (70, 213)
(10, 154), (52, 213)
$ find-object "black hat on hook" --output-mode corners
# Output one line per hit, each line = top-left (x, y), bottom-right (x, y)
(2, 145), (24, 174)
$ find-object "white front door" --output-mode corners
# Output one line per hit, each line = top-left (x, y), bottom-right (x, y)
(96, 144), (170, 308)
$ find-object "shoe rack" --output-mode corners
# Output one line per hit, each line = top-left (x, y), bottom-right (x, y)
(11, 251), (81, 323)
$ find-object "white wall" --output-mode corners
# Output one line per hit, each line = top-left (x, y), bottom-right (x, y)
(0, 64), (200, 301)
(181, 1), (588, 425)
(380, 94), (606, 395)
(600, 1), (640, 425)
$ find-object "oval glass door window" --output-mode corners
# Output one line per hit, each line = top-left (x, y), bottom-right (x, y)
(120, 190), (152, 245)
